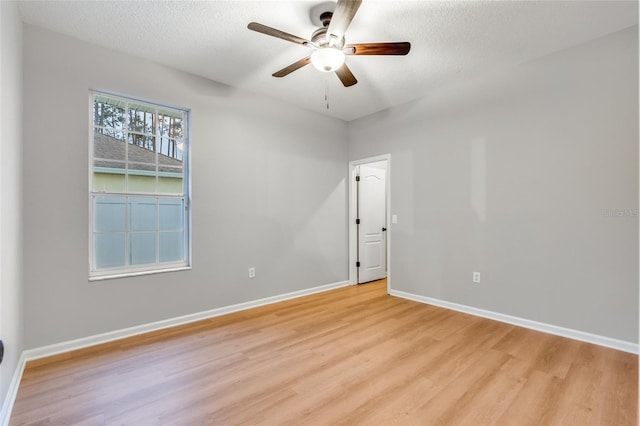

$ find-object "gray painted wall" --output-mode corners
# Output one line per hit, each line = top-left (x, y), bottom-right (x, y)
(23, 25), (349, 349)
(0, 0), (24, 407)
(349, 26), (639, 343)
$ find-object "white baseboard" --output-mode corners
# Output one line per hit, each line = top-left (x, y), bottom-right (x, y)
(0, 352), (27, 426)
(23, 280), (349, 362)
(390, 289), (638, 355)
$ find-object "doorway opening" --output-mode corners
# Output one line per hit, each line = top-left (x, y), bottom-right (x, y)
(349, 154), (391, 293)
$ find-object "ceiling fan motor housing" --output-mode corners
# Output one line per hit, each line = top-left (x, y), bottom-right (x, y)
(311, 27), (345, 49)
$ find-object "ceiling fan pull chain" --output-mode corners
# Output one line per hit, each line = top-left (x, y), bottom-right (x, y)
(325, 78), (330, 110)
(325, 80), (328, 110)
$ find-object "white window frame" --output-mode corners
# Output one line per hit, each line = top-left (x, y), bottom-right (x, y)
(88, 91), (191, 281)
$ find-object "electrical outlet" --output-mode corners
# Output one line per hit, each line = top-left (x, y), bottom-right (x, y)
(473, 272), (481, 284)
(249, 267), (256, 278)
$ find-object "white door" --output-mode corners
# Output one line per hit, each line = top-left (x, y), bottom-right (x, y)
(358, 164), (386, 283)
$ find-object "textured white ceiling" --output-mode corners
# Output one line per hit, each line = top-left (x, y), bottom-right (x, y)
(18, 0), (638, 121)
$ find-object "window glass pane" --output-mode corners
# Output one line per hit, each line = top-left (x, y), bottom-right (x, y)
(95, 233), (126, 269)
(159, 113), (183, 140)
(128, 105), (156, 135)
(129, 197), (156, 231)
(158, 137), (183, 161)
(159, 199), (183, 230)
(93, 98), (125, 130)
(95, 196), (126, 232)
(128, 175), (157, 193)
(157, 176), (183, 194)
(128, 134), (155, 153)
(130, 232), (156, 265)
(93, 172), (125, 192)
(159, 231), (183, 262)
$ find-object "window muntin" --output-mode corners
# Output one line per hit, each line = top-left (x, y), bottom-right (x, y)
(90, 92), (190, 278)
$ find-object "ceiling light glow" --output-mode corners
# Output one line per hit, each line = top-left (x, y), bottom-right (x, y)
(311, 47), (345, 72)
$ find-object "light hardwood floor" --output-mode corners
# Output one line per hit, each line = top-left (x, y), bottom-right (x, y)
(10, 279), (638, 425)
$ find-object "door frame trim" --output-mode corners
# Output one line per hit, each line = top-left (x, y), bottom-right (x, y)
(348, 154), (391, 293)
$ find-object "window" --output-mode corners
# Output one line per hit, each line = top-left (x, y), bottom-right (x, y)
(89, 92), (190, 279)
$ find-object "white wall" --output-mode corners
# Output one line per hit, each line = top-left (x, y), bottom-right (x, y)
(0, 0), (24, 409)
(22, 25), (349, 349)
(349, 26), (639, 343)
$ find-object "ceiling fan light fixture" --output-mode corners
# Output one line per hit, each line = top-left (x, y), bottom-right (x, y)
(248, 0), (410, 86)
(311, 47), (345, 72)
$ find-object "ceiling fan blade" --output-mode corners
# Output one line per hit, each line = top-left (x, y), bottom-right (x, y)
(248, 22), (310, 46)
(345, 42), (411, 56)
(335, 63), (357, 87)
(272, 57), (311, 78)
(327, 0), (362, 40)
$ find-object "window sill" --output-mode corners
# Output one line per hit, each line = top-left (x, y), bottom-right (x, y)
(89, 266), (192, 282)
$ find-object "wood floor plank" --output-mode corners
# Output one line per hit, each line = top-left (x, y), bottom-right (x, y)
(10, 279), (638, 426)
(496, 369), (564, 426)
(411, 349), (513, 425)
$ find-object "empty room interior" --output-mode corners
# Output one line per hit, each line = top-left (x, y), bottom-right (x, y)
(0, 0), (638, 424)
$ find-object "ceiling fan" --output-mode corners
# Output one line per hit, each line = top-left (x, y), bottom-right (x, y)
(247, 0), (410, 87)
